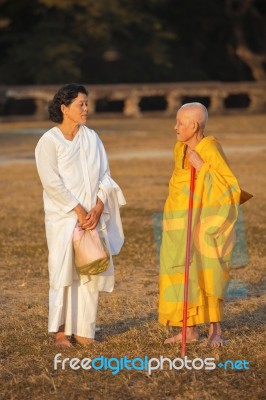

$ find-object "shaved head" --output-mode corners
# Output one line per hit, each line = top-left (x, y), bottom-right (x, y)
(179, 102), (208, 131)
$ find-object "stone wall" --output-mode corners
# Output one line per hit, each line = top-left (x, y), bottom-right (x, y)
(0, 82), (265, 120)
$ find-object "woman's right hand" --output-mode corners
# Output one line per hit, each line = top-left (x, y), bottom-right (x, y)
(73, 204), (88, 227)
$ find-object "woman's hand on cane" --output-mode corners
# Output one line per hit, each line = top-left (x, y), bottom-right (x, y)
(188, 148), (204, 171)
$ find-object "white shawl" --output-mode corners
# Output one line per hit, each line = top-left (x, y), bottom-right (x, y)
(35, 125), (125, 291)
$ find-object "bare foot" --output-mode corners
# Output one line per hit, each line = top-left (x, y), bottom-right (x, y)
(55, 332), (73, 347)
(208, 322), (226, 347)
(208, 334), (225, 347)
(164, 326), (199, 344)
(73, 335), (97, 345)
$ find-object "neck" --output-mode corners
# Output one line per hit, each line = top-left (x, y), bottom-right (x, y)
(58, 121), (79, 139)
(186, 132), (204, 150)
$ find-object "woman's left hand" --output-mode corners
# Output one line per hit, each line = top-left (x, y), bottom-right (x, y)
(188, 148), (204, 171)
(82, 198), (104, 230)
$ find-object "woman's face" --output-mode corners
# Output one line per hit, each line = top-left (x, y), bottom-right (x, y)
(63, 92), (88, 124)
(174, 109), (194, 143)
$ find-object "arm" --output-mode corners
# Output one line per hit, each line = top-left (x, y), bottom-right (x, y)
(35, 135), (79, 213)
(189, 141), (241, 268)
(202, 141), (240, 205)
(189, 140), (241, 206)
(194, 140), (241, 249)
(78, 133), (107, 229)
(81, 132), (125, 230)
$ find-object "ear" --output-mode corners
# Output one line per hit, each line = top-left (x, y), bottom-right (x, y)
(193, 121), (200, 133)
(61, 104), (67, 115)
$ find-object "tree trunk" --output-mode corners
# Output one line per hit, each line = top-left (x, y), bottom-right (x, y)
(226, 0), (266, 81)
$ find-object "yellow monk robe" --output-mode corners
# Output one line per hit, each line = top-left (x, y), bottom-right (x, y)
(159, 136), (241, 327)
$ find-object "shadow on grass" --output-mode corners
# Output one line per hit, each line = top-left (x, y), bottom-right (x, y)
(97, 311), (157, 340)
(97, 296), (265, 342)
(223, 300), (266, 331)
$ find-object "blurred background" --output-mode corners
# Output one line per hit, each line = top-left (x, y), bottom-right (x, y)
(0, 0), (265, 85)
(1, 0), (266, 119)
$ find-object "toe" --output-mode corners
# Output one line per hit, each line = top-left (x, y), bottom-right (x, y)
(164, 335), (181, 345)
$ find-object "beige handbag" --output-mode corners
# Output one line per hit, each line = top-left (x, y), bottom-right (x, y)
(73, 226), (110, 275)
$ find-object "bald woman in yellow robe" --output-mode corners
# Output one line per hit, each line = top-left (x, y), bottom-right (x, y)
(159, 102), (241, 346)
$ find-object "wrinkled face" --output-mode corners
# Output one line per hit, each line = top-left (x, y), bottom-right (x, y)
(174, 109), (194, 143)
(63, 92), (88, 124)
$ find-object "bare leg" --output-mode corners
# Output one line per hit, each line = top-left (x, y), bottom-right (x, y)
(55, 325), (73, 347)
(208, 322), (224, 347)
(164, 325), (199, 344)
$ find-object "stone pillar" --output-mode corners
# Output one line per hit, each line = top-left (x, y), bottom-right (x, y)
(123, 93), (141, 117)
(165, 92), (182, 116)
(209, 93), (225, 114)
(87, 97), (96, 115)
(34, 98), (49, 120)
(248, 92), (265, 113)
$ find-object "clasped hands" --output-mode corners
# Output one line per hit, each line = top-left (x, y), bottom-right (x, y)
(74, 199), (104, 230)
(187, 147), (204, 171)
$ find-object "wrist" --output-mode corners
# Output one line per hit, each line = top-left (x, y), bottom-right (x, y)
(198, 161), (204, 170)
(96, 198), (104, 210)
(74, 204), (85, 216)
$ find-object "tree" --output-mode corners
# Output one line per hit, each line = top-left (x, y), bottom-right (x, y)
(0, 0), (174, 84)
(0, 0), (265, 84)
(0, 0), (84, 83)
(225, 0), (266, 81)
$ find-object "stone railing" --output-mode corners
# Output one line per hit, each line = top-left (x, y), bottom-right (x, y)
(0, 81), (265, 120)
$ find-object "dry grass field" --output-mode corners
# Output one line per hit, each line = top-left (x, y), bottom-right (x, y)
(0, 114), (265, 400)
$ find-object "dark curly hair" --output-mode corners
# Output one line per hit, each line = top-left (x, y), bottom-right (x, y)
(48, 83), (88, 123)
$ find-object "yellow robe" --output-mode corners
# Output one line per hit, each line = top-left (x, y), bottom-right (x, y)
(159, 136), (241, 326)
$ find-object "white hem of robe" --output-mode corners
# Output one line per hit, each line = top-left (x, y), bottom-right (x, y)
(48, 282), (99, 338)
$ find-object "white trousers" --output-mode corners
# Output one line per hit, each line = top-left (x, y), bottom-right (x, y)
(48, 280), (99, 339)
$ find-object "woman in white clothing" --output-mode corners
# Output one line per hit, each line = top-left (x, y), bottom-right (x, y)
(35, 83), (125, 347)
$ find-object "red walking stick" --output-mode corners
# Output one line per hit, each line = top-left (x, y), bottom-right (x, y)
(181, 166), (196, 357)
